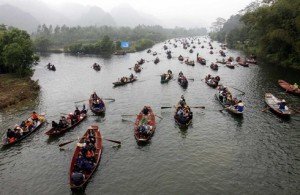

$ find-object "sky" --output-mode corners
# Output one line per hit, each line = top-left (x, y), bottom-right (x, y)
(44, 0), (254, 27)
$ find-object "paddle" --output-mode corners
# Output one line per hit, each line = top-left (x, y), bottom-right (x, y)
(188, 78), (194, 81)
(59, 137), (121, 147)
(121, 114), (137, 117)
(161, 106), (173, 109)
(155, 115), (163, 120)
(104, 138), (121, 145)
(103, 98), (115, 102)
(261, 106), (269, 112)
(121, 118), (135, 123)
(74, 99), (87, 103)
(190, 106), (205, 109)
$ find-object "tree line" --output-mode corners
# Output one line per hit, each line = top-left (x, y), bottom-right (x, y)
(32, 25), (207, 54)
(210, 0), (300, 69)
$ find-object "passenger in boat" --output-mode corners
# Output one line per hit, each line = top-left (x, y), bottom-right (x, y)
(74, 107), (81, 116)
(142, 106), (149, 115)
(52, 121), (59, 129)
(7, 128), (16, 139)
(20, 121), (26, 129)
(14, 125), (23, 138)
(25, 120), (33, 131)
(85, 148), (95, 163)
(293, 83), (298, 90)
(179, 71), (183, 77)
(71, 168), (85, 186)
(278, 99), (286, 111)
(130, 73), (134, 80)
(235, 100), (244, 112)
(31, 112), (39, 124)
(81, 104), (87, 114)
(91, 92), (98, 100)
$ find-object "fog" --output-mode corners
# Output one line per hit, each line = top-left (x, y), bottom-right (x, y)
(0, 0), (254, 28)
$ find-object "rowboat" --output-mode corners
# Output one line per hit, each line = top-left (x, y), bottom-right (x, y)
(113, 77), (137, 87)
(215, 93), (243, 116)
(154, 58), (160, 64)
(197, 57), (206, 65)
(265, 93), (291, 117)
(89, 96), (106, 115)
(278, 80), (300, 96)
(69, 125), (102, 191)
(161, 72), (173, 83)
(174, 103), (193, 128)
(45, 113), (87, 136)
(210, 63), (218, 70)
(238, 61), (249, 67)
(2, 114), (46, 147)
(178, 76), (188, 88)
(178, 55), (184, 61)
(206, 79), (218, 88)
(134, 106), (156, 143)
(226, 62), (235, 69)
(134, 65), (142, 73)
(185, 60), (195, 66)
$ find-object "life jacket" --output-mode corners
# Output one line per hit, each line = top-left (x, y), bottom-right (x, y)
(32, 113), (38, 120)
(8, 137), (16, 143)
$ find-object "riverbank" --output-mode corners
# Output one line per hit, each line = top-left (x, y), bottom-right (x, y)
(0, 74), (40, 109)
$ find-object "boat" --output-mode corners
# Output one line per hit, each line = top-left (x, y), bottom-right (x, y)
(113, 76), (137, 87)
(178, 75), (188, 88)
(178, 55), (184, 61)
(174, 103), (193, 128)
(246, 58), (257, 64)
(210, 63), (219, 70)
(89, 95), (106, 115)
(163, 45), (168, 50)
(189, 49), (193, 53)
(197, 57), (206, 65)
(154, 58), (160, 64)
(153, 52), (157, 56)
(238, 61), (249, 67)
(161, 70), (173, 83)
(47, 64), (56, 71)
(134, 106), (156, 143)
(45, 113), (87, 136)
(185, 60), (195, 66)
(278, 80), (300, 96)
(134, 64), (142, 73)
(92, 63), (101, 71)
(147, 49), (151, 53)
(226, 62), (235, 69)
(137, 59), (145, 65)
(215, 92), (243, 116)
(205, 77), (220, 88)
(209, 51), (213, 54)
(265, 93), (291, 117)
(216, 60), (226, 64)
(2, 114), (46, 147)
(69, 125), (102, 191)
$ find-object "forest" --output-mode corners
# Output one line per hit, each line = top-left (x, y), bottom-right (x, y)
(32, 25), (207, 54)
(210, 0), (300, 69)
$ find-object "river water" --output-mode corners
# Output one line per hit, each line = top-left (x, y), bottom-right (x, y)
(0, 37), (299, 194)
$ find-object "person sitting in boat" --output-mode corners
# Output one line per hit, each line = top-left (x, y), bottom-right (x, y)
(74, 107), (81, 116)
(205, 74), (211, 81)
(52, 121), (59, 129)
(278, 99), (286, 111)
(85, 148), (95, 163)
(7, 128), (16, 141)
(20, 121), (26, 129)
(142, 106), (149, 115)
(31, 112), (39, 124)
(168, 70), (172, 75)
(71, 168), (85, 186)
(91, 92), (98, 100)
(14, 124), (23, 138)
(81, 104), (87, 114)
(130, 73), (134, 80)
(234, 100), (244, 112)
(293, 83), (298, 90)
(67, 113), (74, 125)
(179, 71), (183, 77)
(25, 120), (33, 131)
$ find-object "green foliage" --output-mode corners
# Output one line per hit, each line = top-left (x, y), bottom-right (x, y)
(210, 0), (300, 69)
(0, 26), (35, 76)
(34, 36), (51, 52)
(135, 39), (154, 51)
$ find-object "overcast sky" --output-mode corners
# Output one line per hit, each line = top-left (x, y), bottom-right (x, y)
(43, 0), (253, 27)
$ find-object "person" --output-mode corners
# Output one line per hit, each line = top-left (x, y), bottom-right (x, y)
(180, 95), (186, 105)
(74, 107), (80, 116)
(14, 125), (23, 138)
(67, 113), (74, 125)
(81, 104), (87, 114)
(52, 121), (59, 129)
(235, 100), (244, 112)
(91, 92), (98, 100)
(130, 73), (134, 80)
(142, 106), (149, 115)
(71, 169), (85, 186)
(7, 128), (15, 139)
(293, 83), (298, 90)
(179, 71), (183, 77)
(278, 99), (286, 111)
(31, 112), (39, 124)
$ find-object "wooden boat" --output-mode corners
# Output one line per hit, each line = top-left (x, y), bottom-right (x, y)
(178, 55), (184, 61)
(89, 96), (106, 115)
(205, 79), (219, 88)
(69, 125), (102, 191)
(185, 60), (195, 66)
(2, 114), (46, 147)
(45, 113), (87, 136)
(147, 49), (151, 53)
(216, 60), (226, 64)
(134, 65), (142, 73)
(226, 62), (235, 69)
(113, 77), (137, 87)
(163, 45), (168, 50)
(161, 72), (173, 83)
(278, 80), (300, 96)
(189, 49), (193, 53)
(238, 61), (249, 67)
(153, 52), (157, 56)
(47, 64), (56, 71)
(215, 93), (243, 116)
(167, 54), (172, 59)
(154, 58), (160, 64)
(265, 93), (291, 117)
(197, 57), (206, 65)
(92, 64), (101, 71)
(137, 59), (145, 65)
(210, 63), (219, 70)
(209, 51), (213, 54)
(174, 103), (193, 128)
(178, 76), (188, 88)
(134, 106), (156, 143)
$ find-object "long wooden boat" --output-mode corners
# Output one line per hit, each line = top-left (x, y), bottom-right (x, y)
(89, 96), (106, 115)
(178, 56), (184, 61)
(45, 113), (87, 136)
(185, 60), (195, 66)
(215, 93), (243, 116)
(178, 76), (188, 88)
(238, 61), (249, 67)
(2, 115), (46, 147)
(69, 125), (102, 191)
(113, 77), (137, 87)
(210, 63), (219, 70)
(161, 73), (173, 84)
(226, 62), (235, 69)
(134, 65), (142, 73)
(134, 106), (156, 143)
(216, 60), (226, 64)
(205, 79), (218, 88)
(154, 58), (160, 64)
(278, 80), (300, 96)
(174, 104), (193, 128)
(197, 57), (206, 65)
(265, 93), (291, 117)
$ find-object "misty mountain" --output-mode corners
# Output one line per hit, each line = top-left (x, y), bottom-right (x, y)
(111, 4), (161, 27)
(78, 6), (116, 26)
(0, 4), (39, 32)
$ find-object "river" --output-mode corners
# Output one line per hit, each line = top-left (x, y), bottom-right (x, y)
(0, 37), (299, 194)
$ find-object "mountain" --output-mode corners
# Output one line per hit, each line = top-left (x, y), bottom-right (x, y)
(0, 4), (40, 32)
(78, 6), (116, 26)
(111, 4), (161, 27)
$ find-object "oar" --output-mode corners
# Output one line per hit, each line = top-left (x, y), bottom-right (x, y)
(231, 87), (246, 95)
(74, 99), (87, 103)
(188, 78), (194, 81)
(155, 115), (163, 120)
(261, 106), (269, 112)
(122, 118), (135, 123)
(59, 139), (77, 147)
(104, 138), (121, 145)
(103, 98), (115, 102)
(161, 106), (174, 109)
(190, 106), (205, 109)
(121, 114), (137, 117)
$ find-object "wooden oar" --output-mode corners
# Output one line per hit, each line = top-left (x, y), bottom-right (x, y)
(104, 138), (121, 145)
(103, 98), (115, 102)
(155, 115), (163, 120)
(121, 114), (137, 117)
(261, 106), (269, 112)
(161, 106), (173, 109)
(74, 99), (87, 103)
(59, 137), (121, 147)
(121, 118), (135, 123)
(190, 106), (205, 109)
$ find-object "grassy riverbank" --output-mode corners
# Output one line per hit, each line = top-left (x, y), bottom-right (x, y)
(0, 74), (40, 109)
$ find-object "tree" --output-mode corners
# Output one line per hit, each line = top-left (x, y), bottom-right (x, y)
(34, 36), (51, 52)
